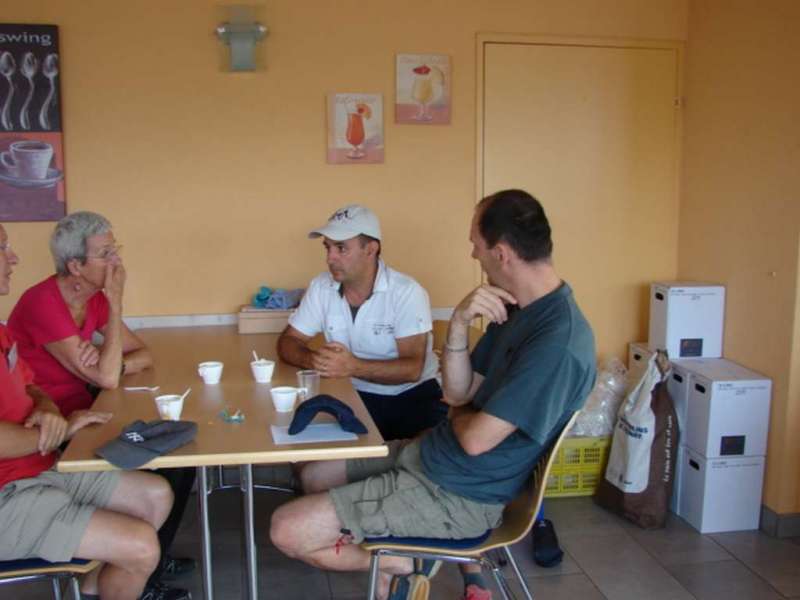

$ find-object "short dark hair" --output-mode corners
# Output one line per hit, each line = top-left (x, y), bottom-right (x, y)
(477, 189), (552, 262)
(357, 234), (381, 258)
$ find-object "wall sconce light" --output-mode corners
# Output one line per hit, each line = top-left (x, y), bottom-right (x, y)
(216, 7), (268, 72)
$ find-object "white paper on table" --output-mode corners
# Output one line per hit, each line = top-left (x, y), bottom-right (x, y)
(270, 423), (358, 445)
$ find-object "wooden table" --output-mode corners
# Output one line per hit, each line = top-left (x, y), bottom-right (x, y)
(58, 326), (387, 600)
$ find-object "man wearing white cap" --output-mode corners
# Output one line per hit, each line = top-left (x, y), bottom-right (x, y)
(278, 204), (446, 441)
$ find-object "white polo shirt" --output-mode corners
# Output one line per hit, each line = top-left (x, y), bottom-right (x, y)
(288, 260), (439, 395)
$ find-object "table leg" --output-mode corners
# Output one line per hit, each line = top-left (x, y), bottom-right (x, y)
(240, 464), (258, 599)
(198, 466), (214, 600)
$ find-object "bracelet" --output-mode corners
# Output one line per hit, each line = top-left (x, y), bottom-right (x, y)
(443, 342), (469, 353)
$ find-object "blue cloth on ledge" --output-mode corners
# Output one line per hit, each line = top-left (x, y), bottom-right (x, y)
(251, 286), (304, 309)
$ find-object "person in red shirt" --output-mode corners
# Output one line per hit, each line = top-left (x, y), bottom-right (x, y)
(8, 211), (152, 417)
(0, 223), (174, 600)
(8, 212), (194, 600)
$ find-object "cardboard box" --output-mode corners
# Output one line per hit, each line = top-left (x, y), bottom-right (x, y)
(668, 357), (720, 435)
(237, 306), (293, 334)
(686, 359), (771, 458)
(679, 447), (765, 533)
(648, 282), (725, 358)
(627, 342), (654, 382)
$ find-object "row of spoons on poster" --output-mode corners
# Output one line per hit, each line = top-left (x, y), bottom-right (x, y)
(0, 51), (60, 132)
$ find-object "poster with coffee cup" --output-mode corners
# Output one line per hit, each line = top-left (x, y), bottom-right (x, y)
(0, 24), (65, 221)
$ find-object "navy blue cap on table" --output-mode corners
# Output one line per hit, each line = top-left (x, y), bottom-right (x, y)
(288, 395), (368, 435)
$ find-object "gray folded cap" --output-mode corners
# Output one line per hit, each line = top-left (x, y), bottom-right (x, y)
(96, 419), (198, 469)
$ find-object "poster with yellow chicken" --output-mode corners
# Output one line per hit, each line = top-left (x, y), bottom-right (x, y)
(395, 54), (450, 125)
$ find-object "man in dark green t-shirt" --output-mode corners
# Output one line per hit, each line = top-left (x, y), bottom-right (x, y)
(270, 189), (596, 600)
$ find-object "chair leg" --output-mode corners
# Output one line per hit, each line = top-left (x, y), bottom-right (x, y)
(503, 545), (533, 600)
(51, 577), (62, 600)
(69, 576), (81, 600)
(489, 564), (515, 600)
(367, 552), (381, 600)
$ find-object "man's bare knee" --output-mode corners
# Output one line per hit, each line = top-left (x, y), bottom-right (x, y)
(299, 465), (322, 494)
(123, 521), (161, 575)
(269, 504), (301, 557)
(148, 477), (174, 527)
(300, 460), (347, 494)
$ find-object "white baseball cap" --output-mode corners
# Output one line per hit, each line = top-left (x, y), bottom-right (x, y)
(308, 204), (382, 241)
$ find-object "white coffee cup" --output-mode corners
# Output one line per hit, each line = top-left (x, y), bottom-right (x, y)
(198, 361), (224, 384)
(250, 359), (275, 383)
(155, 394), (184, 421)
(270, 386), (306, 412)
(0, 140), (54, 180)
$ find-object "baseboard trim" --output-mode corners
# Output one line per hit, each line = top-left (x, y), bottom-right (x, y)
(760, 505), (800, 538)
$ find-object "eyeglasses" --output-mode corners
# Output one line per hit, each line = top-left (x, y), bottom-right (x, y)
(85, 244), (123, 261)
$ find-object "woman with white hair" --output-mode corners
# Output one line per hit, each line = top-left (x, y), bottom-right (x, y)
(8, 211), (193, 600)
(8, 211), (152, 416)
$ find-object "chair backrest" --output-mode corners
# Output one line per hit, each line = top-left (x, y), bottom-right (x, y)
(483, 411), (579, 550)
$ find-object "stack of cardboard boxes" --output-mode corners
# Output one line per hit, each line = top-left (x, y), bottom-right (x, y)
(628, 282), (771, 533)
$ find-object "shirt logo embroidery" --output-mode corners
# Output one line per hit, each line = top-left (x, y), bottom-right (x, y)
(125, 432), (145, 443)
(372, 323), (394, 335)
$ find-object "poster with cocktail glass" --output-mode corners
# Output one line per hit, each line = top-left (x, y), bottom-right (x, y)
(395, 54), (450, 125)
(326, 93), (384, 164)
(0, 24), (65, 222)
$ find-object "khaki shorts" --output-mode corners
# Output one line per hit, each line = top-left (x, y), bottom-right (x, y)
(0, 469), (121, 563)
(329, 440), (504, 544)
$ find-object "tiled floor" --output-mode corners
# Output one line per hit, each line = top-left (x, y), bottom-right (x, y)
(6, 480), (800, 600)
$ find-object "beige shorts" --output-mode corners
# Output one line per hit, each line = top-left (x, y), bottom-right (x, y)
(0, 469), (121, 563)
(329, 440), (504, 544)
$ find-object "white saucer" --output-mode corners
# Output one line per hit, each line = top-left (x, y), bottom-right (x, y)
(0, 167), (63, 189)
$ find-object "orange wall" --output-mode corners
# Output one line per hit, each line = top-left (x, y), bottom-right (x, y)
(0, 0), (687, 320)
(680, 0), (800, 514)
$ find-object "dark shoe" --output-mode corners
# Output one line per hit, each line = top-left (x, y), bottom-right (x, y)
(140, 581), (192, 600)
(532, 519), (564, 568)
(162, 555), (197, 577)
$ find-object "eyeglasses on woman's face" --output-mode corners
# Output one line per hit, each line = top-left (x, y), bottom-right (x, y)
(85, 244), (123, 261)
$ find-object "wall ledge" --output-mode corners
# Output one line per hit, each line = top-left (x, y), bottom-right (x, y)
(761, 505), (800, 538)
(124, 307), (455, 330)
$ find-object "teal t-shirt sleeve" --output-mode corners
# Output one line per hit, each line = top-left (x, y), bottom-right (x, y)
(470, 324), (497, 376)
(480, 342), (581, 444)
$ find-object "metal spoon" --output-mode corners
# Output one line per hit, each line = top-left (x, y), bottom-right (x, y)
(39, 53), (58, 130)
(0, 52), (15, 131)
(20, 52), (39, 131)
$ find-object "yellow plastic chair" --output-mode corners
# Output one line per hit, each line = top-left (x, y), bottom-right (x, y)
(0, 558), (100, 599)
(361, 411), (579, 600)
